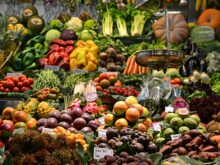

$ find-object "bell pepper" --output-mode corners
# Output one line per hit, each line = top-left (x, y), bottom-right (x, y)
(34, 43), (43, 50)
(58, 57), (70, 71)
(86, 52), (98, 64)
(65, 46), (74, 54)
(48, 52), (63, 65)
(22, 52), (35, 68)
(70, 58), (78, 71)
(51, 39), (67, 46)
(77, 52), (87, 68)
(83, 61), (97, 72)
(38, 58), (49, 68)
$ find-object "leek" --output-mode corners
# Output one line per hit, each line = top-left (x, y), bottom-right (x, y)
(102, 8), (113, 36)
(115, 15), (128, 37)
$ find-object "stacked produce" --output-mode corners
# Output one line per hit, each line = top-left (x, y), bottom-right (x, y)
(160, 130), (220, 160)
(99, 47), (126, 72)
(69, 40), (98, 72)
(0, 75), (33, 92)
(33, 87), (63, 101)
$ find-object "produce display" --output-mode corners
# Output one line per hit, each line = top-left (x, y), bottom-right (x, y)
(0, 0), (220, 164)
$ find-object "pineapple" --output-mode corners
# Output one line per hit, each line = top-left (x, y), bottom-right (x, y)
(37, 101), (56, 118)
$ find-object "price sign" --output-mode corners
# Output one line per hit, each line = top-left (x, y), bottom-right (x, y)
(152, 122), (161, 132)
(94, 147), (113, 160)
(98, 116), (105, 125)
(98, 67), (107, 73)
(44, 65), (60, 71)
(165, 106), (174, 113)
(42, 128), (57, 138)
(7, 72), (22, 77)
(72, 69), (88, 74)
(171, 134), (181, 140)
(98, 130), (107, 137)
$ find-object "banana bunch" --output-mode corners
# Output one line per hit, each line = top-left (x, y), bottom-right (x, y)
(195, 0), (207, 11)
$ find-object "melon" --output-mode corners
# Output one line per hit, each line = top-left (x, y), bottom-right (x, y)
(191, 26), (215, 44)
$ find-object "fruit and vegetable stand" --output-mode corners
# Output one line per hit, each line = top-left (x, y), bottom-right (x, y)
(0, 0), (220, 164)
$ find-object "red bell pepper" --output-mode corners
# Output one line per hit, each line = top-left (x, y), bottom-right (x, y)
(48, 52), (63, 65)
(38, 58), (49, 68)
(58, 59), (70, 71)
(65, 40), (74, 45)
(65, 46), (74, 54)
(51, 39), (67, 46)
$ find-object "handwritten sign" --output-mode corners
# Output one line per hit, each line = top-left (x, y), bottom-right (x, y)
(98, 67), (107, 72)
(44, 65), (60, 71)
(171, 134), (181, 140)
(152, 122), (161, 132)
(98, 116), (105, 125)
(94, 147), (113, 160)
(72, 69), (88, 74)
(165, 106), (174, 113)
(98, 130), (107, 137)
(7, 72), (22, 77)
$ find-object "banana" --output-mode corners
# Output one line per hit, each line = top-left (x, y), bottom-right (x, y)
(201, 0), (207, 11)
(195, 0), (202, 11)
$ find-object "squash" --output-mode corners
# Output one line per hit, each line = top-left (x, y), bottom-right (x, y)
(191, 26), (215, 43)
(197, 9), (220, 31)
(152, 14), (189, 44)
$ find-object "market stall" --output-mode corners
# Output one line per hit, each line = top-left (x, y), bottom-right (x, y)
(0, 0), (220, 164)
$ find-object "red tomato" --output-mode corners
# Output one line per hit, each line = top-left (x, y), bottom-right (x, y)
(22, 80), (30, 87)
(170, 79), (176, 84)
(0, 84), (3, 87)
(0, 87), (4, 92)
(1, 81), (7, 88)
(28, 78), (34, 85)
(174, 78), (182, 85)
(4, 88), (10, 92)
(12, 87), (20, 93)
(4, 76), (11, 81)
(19, 75), (26, 81)
(114, 82), (122, 87)
(21, 87), (29, 92)
(12, 77), (19, 84)
(17, 82), (23, 88)
(6, 80), (15, 89)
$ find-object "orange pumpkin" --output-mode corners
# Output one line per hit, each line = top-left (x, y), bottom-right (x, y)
(197, 9), (220, 30)
(152, 14), (189, 44)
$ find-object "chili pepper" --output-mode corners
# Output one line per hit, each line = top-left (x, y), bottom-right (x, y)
(41, 47), (49, 56)
(25, 62), (37, 70)
(21, 47), (35, 55)
(51, 39), (67, 46)
(65, 40), (74, 45)
(65, 46), (74, 54)
(49, 52), (63, 65)
(34, 49), (44, 59)
(13, 58), (22, 71)
(34, 43), (43, 50)
(38, 58), (49, 68)
(22, 52), (35, 68)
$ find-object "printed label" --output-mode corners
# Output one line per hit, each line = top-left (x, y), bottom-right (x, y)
(98, 130), (107, 137)
(165, 106), (174, 113)
(94, 147), (113, 160)
(44, 65), (60, 71)
(171, 134), (181, 140)
(152, 122), (161, 132)
(98, 116), (105, 125)
(72, 69), (88, 74)
(7, 72), (22, 77)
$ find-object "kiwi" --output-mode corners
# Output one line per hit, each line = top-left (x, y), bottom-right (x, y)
(27, 16), (45, 35)
(22, 5), (38, 23)
(7, 15), (21, 25)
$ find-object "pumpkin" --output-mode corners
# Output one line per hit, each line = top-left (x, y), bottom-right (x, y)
(152, 14), (189, 44)
(197, 9), (220, 30)
(191, 26), (215, 43)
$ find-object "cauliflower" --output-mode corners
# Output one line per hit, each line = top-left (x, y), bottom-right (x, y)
(66, 17), (83, 32)
(83, 19), (98, 30)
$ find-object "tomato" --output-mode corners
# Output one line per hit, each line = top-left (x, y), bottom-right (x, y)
(12, 77), (19, 84)
(96, 86), (103, 91)
(21, 87), (29, 92)
(17, 82), (23, 88)
(22, 79), (30, 87)
(0, 84), (3, 88)
(0, 87), (4, 92)
(114, 82), (122, 87)
(4, 88), (10, 92)
(12, 87), (20, 93)
(1, 81), (7, 88)
(28, 78), (34, 85)
(93, 77), (99, 82)
(98, 73), (108, 81)
(6, 80), (15, 89)
(4, 76), (11, 81)
(174, 78), (181, 85)
(170, 79), (176, 84)
(19, 75), (26, 81)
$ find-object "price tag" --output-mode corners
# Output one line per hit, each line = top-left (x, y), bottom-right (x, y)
(98, 67), (107, 72)
(165, 106), (174, 113)
(152, 122), (161, 132)
(42, 128), (57, 138)
(7, 72), (22, 77)
(44, 65), (60, 71)
(98, 130), (107, 137)
(94, 147), (113, 160)
(171, 134), (181, 140)
(72, 69), (88, 74)
(98, 116), (105, 125)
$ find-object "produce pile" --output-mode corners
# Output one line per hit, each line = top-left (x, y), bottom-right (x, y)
(0, 0), (220, 164)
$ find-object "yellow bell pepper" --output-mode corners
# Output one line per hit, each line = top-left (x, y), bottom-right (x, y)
(70, 58), (78, 71)
(86, 52), (98, 64)
(76, 40), (86, 47)
(83, 61), (97, 72)
(90, 46), (99, 56)
(77, 52), (87, 68)
(69, 47), (80, 59)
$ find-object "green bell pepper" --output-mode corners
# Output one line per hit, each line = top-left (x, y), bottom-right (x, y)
(22, 52), (35, 68)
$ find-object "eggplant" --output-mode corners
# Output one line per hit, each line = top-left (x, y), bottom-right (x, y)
(184, 56), (201, 75)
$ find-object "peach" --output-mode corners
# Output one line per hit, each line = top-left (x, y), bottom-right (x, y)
(113, 101), (128, 115)
(125, 108), (140, 122)
(104, 114), (114, 126)
(2, 107), (15, 120)
(115, 118), (128, 130)
(13, 111), (27, 123)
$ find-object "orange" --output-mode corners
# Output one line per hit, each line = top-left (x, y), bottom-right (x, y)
(137, 123), (147, 132)
(26, 118), (37, 129)
(125, 108), (140, 122)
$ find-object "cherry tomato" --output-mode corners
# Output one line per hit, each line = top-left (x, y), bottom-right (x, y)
(17, 82), (23, 88)
(96, 86), (103, 91)
(0, 84), (3, 88)
(19, 75), (26, 81)
(1, 81), (7, 88)
(12, 87), (20, 93)
(21, 87), (29, 92)
(174, 78), (181, 85)
(4, 76), (11, 81)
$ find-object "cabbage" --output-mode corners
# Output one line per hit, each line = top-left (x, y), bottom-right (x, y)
(80, 30), (97, 41)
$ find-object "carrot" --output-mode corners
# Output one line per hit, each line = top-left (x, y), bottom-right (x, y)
(123, 56), (132, 74)
(133, 61), (139, 74)
(138, 65), (142, 74)
(127, 56), (135, 74)
(141, 66), (145, 74)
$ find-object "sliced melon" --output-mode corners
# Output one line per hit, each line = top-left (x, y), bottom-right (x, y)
(22, 5), (38, 23)
(7, 15), (21, 25)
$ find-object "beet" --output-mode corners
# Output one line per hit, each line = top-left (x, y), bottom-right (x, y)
(72, 117), (86, 130)
(49, 110), (61, 121)
(60, 113), (73, 123)
(61, 29), (77, 41)
(45, 117), (58, 128)
(87, 120), (99, 131)
(81, 126), (93, 133)
(81, 113), (93, 123)
(71, 108), (83, 119)
(37, 118), (47, 127)
(59, 122), (70, 129)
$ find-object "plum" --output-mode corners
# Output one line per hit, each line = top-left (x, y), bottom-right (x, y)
(37, 118), (47, 127)
(45, 117), (58, 128)
(71, 108), (83, 119)
(59, 122), (70, 129)
(81, 126), (93, 133)
(73, 117), (86, 130)
(81, 113), (93, 123)
(87, 120), (99, 131)
(60, 113), (73, 124)
(49, 110), (61, 120)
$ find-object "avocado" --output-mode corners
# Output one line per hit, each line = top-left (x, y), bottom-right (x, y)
(22, 5), (38, 23)
(7, 15), (21, 25)
(27, 16), (45, 35)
